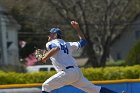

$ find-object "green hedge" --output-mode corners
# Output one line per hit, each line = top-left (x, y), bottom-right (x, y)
(0, 65), (140, 85)
(0, 71), (56, 85)
(82, 65), (140, 81)
(126, 39), (140, 65)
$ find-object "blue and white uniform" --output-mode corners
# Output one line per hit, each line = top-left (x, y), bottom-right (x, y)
(42, 38), (101, 93)
(46, 39), (80, 71)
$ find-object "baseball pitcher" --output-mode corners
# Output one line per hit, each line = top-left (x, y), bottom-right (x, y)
(36, 21), (121, 93)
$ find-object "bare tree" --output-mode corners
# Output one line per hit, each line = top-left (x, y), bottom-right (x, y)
(48, 0), (140, 67)
(1, 0), (140, 67)
(0, 0), (57, 46)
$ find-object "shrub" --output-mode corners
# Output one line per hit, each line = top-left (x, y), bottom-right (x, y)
(125, 40), (140, 65)
(106, 60), (125, 66)
(81, 65), (140, 81)
(0, 65), (140, 84)
(0, 71), (56, 85)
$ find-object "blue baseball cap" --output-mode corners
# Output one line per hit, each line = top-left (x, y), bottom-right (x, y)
(49, 28), (62, 35)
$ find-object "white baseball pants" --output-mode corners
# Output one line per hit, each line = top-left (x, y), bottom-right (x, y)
(42, 67), (101, 93)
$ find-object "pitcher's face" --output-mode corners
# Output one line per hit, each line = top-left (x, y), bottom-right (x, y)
(48, 33), (57, 41)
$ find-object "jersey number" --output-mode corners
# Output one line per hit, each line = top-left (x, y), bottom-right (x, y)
(60, 44), (69, 54)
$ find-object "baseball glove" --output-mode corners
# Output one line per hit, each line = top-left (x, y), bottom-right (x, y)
(34, 49), (47, 61)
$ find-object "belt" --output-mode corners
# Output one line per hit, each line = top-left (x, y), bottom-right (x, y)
(66, 66), (74, 69)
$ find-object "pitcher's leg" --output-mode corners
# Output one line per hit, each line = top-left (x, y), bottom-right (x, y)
(42, 70), (77, 92)
(42, 71), (68, 92)
(71, 76), (101, 93)
(72, 76), (118, 93)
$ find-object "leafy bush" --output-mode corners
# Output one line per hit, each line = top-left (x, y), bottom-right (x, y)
(0, 71), (56, 85)
(0, 65), (140, 84)
(106, 60), (125, 66)
(126, 40), (140, 65)
(81, 65), (140, 81)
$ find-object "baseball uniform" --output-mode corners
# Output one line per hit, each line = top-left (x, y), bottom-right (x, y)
(42, 39), (101, 93)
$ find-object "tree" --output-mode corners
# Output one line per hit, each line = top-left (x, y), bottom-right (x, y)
(1, 0), (140, 67)
(0, 0), (61, 58)
(0, 0), (82, 57)
(0, 0), (58, 47)
(47, 0), (140, 67)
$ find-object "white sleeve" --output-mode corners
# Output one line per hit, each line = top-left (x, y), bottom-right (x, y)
(68, 42), (80, 51)
(46, 42), (59, 51)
